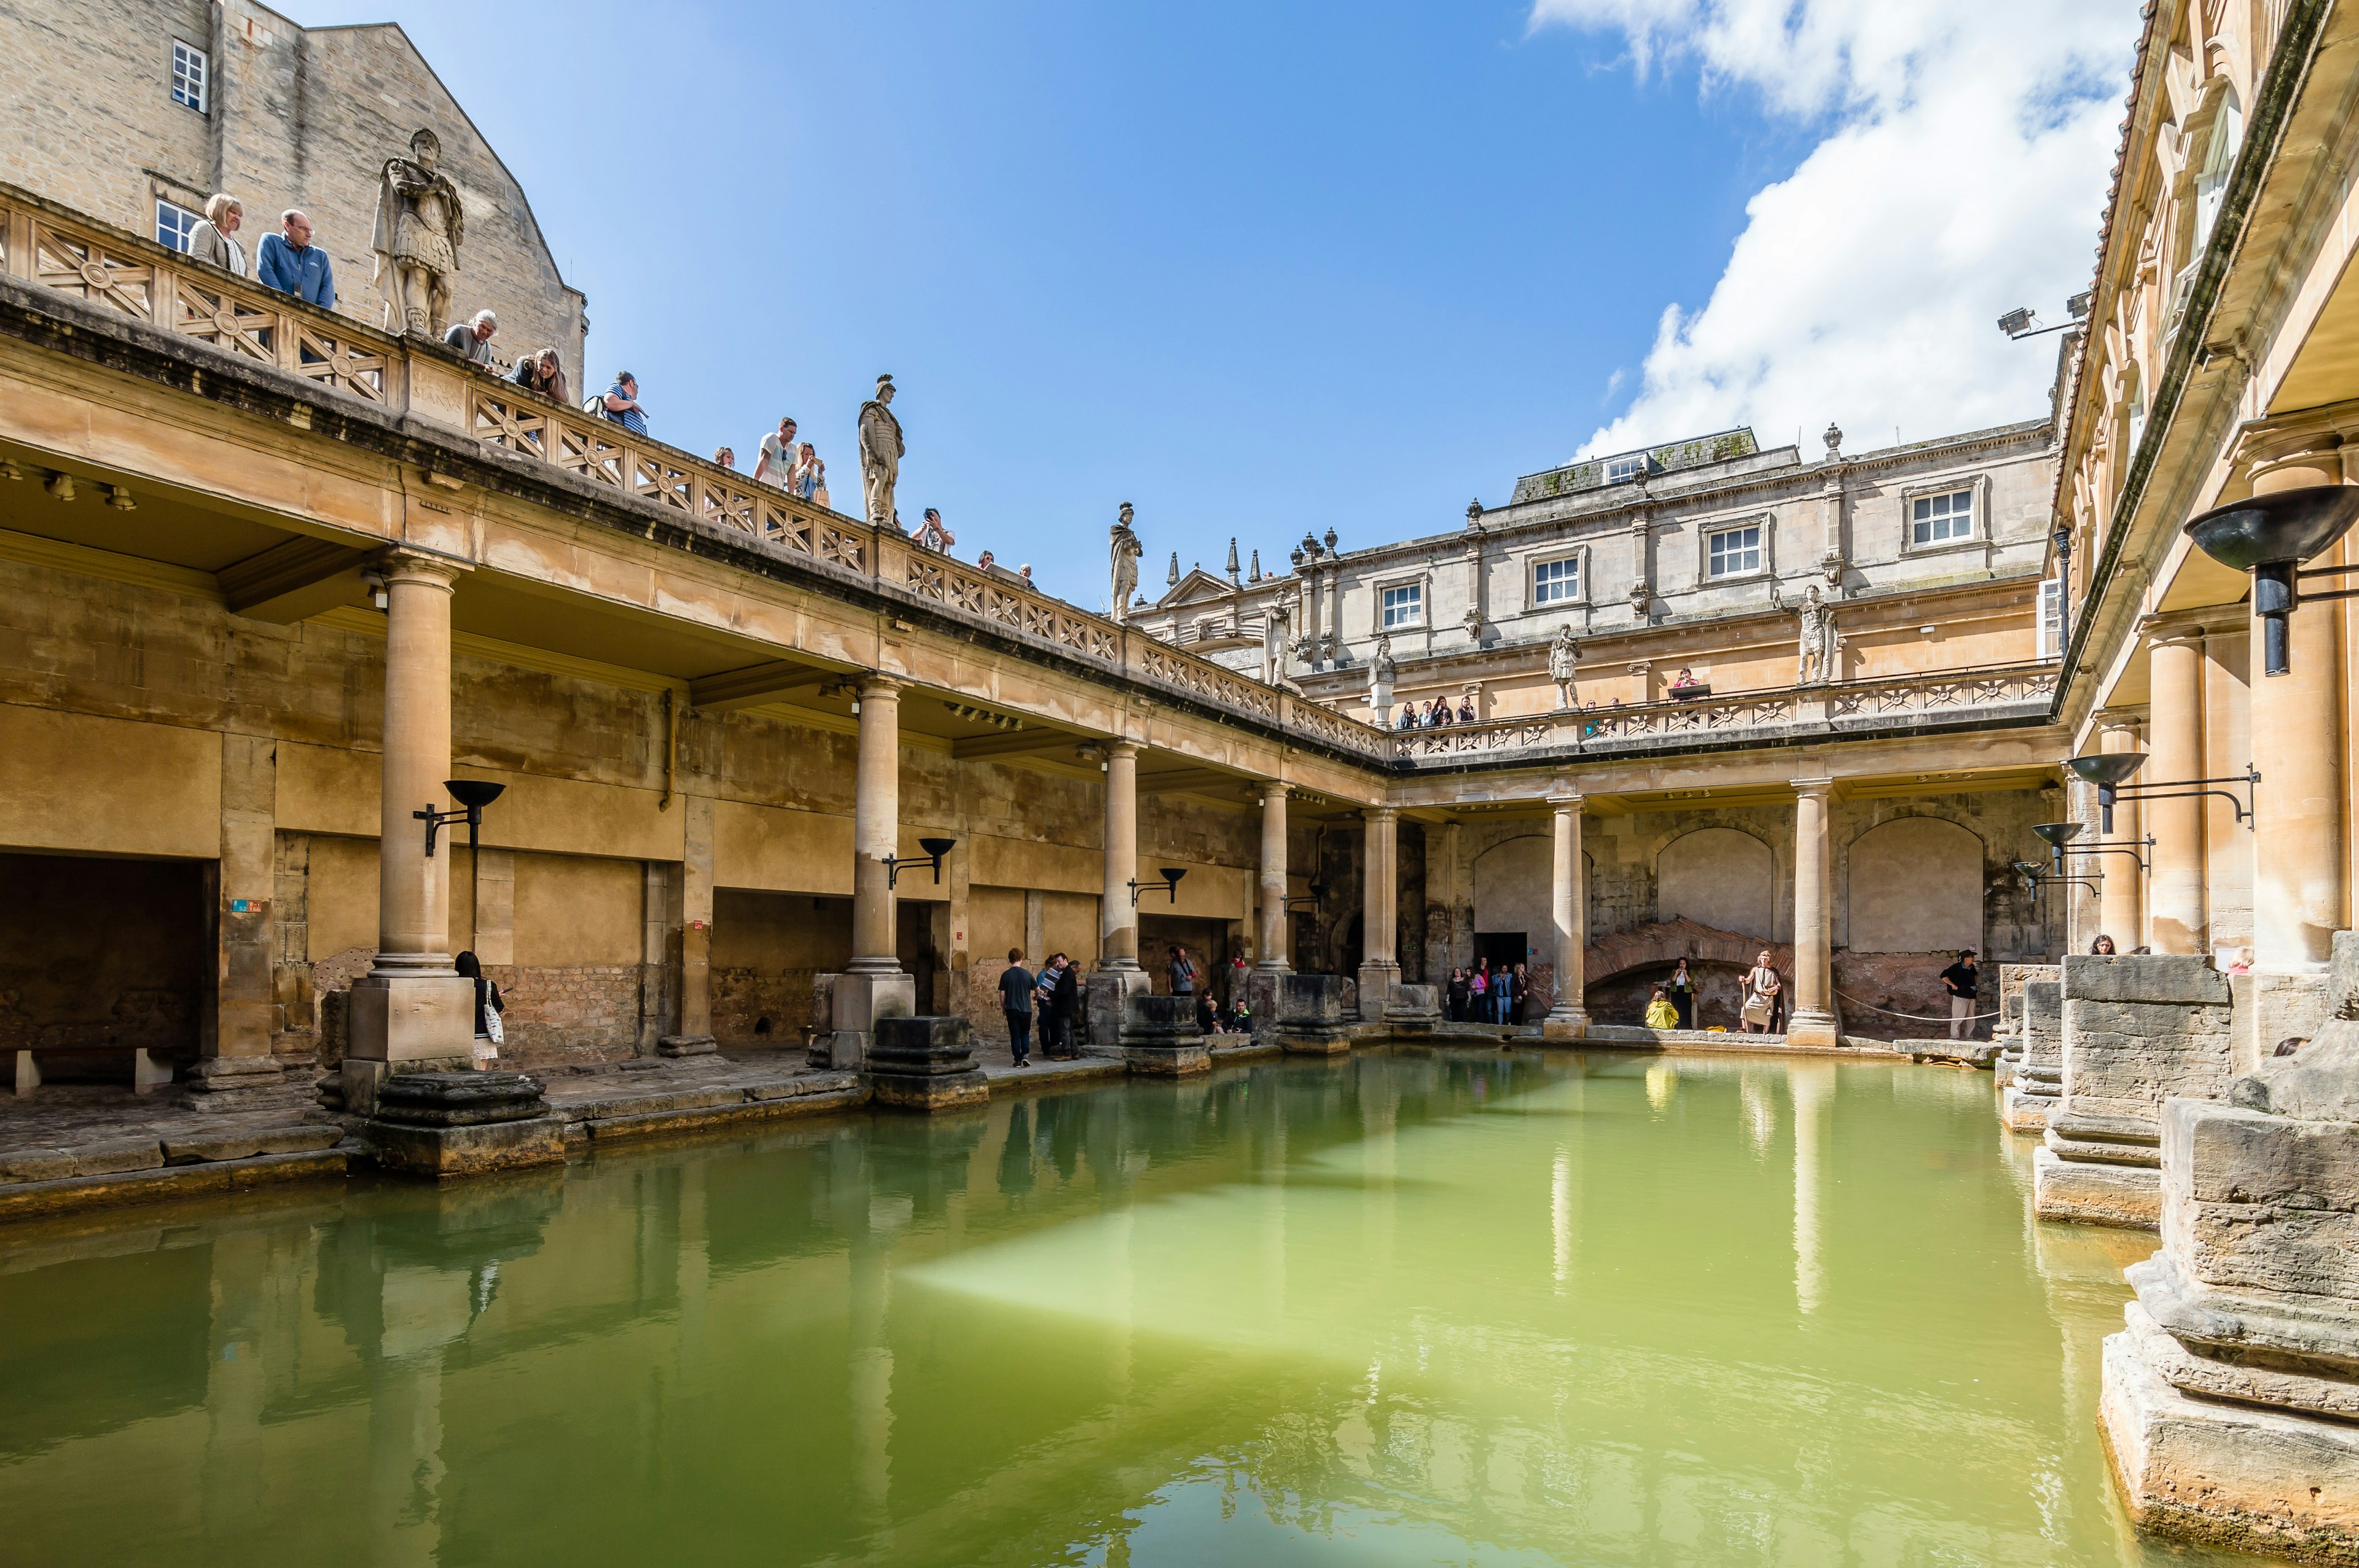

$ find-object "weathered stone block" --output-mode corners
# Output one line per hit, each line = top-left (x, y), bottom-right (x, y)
(0, 1149), (74, 1183)
(2032, 1144), (2159, 1228)
(162, 1125), (343, 1164)
(1277, 974), (1350, 1024)
(71, 1137), (163, 1176)
(374, 1071), (547, 1127)
(367, 1115), (566, 1178)
(2063, 953), (2231, 1005)
(1119, 993), (1210, 1077)
(2161, 1098), (2359, 1304)
(867, 1015), (989, 1110)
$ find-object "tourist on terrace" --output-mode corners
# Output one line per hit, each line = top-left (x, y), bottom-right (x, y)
(998, 948), (1035, 1066)
(1018, 564), (1035, 584)
(443, 308), (497, 365)
(1740, 952), (1782, 1034)
(1456, 695), (1477, 724)
(1667, 958), (1697, 1029)
(1645, 987), (1679, 1031)
(2089, 934), (2118, 956)
(455, 950), (504, 1063)
(601, 372), (647, 435)
(791, 442), (827, 505)
(753, 416), (799, 489)
(508, 346), (568, 405)
(915, 508), (956, 553)
(1941, 949), (1981, 1039)
(1446, 967), (1469, 1021)
(256, 209), (334, 308)
(1395, 705), (1414, 731)
(1168, 943), (1197, 997)
(188, 194), (248, 278)
(713, 447), (736, 469)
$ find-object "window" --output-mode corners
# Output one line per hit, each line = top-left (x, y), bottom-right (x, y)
(2193, 90), (2243, 251)
(1604, 454), (1646, 484)
(2038, 579), (2063, 658)
(1911, 488), (1974, 545)
(1706, 523), (1761, 579)
(1380, 583), (1423, 629)
(171, 41), (208, 113)
(155, 197), (201, 252)
(1532, 555), (1579, 606)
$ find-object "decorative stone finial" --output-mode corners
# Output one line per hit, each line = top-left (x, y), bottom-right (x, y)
(1823, 421), (1844, 459)
(1167, 551), (1180, 587)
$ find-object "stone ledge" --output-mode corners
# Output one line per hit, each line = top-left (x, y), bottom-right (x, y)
(2034, 1144), (2161, 1229)
(581, 1087), (871, 1145)
(2064, 954), (2233, 1005)
(0, 1146), (351, 1223)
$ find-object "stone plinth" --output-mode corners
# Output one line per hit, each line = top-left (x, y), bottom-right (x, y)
(365, 1071), (563, 1178)
(866, 1015), (989, 1111)
(1278, 974), (1353, 1056)
(2101, 932), (2359, 1564)
(1355, 959), (1401, 1023)
(826, 969), (915, 1070)
(2002, 978), (2065, 1132)
(1120, 993), (1209, 1077)
(1087, 969), (1154, 1055)
(1382, 983), (1440, 1037)
(2035, 956), (2232, 1228)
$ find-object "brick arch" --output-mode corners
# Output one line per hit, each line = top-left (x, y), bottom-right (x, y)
(1584, 916), (1793, 986)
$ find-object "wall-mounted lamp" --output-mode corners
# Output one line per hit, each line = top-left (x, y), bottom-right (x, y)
(2012, 857), (2100, 897)
(885, 837), (955, 889)
(2184, 485), (2359, 675)
(1130, 866), (1187, 905)
(2065, 750), (2258, 832)
(2032, 814), (2153, 875)
(2062, 751), (2145, 834)
(417, 778), (505, 858)
(1282, 880), (1324, 915)
(360, 568), (389, 612)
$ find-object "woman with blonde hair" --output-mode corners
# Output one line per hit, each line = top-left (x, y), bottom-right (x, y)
(188, 193), (248, 277)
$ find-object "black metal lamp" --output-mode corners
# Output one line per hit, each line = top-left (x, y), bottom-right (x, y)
(2183, 485), (2359, 675)
(885, 837), (957, 889)
(1282, 880), (1324, 915)
(1130, 866), (1187, 905)
(417, 778), (505, 858)
(2064, 752), (2145, 833)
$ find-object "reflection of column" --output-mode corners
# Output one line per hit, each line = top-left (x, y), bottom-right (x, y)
(1355, 806), (1399, 1018)
(1788, 778), (1837, 1045)
(2248, 443), (2346, 972)
(2095, 715), (2145, 950)
(2145, 630), (2207, 954)
(1257, 782), (1291, 972)
(200, 1231), (273, 1535)
(1101, 741), (1142, 972)
(347, 550), (475, 1090)
(848, 1234), (894, 1526)
(850, 677), (906, 973)
(1544, 792), (1588, 1037)
(1788, 1061), (1834, 1315)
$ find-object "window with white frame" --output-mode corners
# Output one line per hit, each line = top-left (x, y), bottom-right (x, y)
(1603, 454), (1646, 484)
(155, 197), (201, 252)
(1532, 555), (1579, 606)
(1911, 487), (1975, 545)
(2038, 579), (2062, 658)
(1380, 582), (1423, 629)
(171, 41), (208, 113)
(1706, 523), (1761, 579)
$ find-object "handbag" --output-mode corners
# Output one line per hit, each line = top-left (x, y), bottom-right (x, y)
(483, 984), (504, 1045)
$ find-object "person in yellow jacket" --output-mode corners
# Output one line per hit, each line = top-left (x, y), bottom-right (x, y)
(1644, 986), (1680, 1031)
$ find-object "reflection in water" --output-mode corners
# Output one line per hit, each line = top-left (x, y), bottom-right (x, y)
(0, 1051), (2255, 1567)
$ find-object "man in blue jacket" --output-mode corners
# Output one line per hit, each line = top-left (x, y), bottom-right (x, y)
(256, 209), (335, 309)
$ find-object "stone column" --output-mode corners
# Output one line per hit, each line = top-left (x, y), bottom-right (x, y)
(2096, 716), (2146, 951)
(829, 677), (913, 1067)
(191, 732), (280, 1101)
(1087, 740), (1151, 1048)
(345, 550), (475, 1108)
(1355, 807), (1400, 1019)
(2248, 444), (2346, 975)
(2146, 629), (2207, 955)
(661, 795), (716, 1057)
(1256, 782), (1290, 973)
(1788, 777), (1838, 1046)
(1543, 792), (1588, 1040)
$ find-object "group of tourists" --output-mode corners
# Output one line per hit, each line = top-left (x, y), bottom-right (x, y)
(1396, 696), (1481, 730)
(1641, 951), (1788, 1033)
(995, 950), (1089, 1067)
(1444, 959), (1528, 1024)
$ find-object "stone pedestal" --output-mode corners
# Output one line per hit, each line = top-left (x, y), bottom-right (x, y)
(2100, 932), (2359, 1563)
(827, 969), (915, 1070)
(1119, 993), (1210, 1076)
(866, 1016), (989, 1111)
(364, 1071), (564, 1178)
(1382, 982), (1439, 1037)
(2002, 978), (2065, 1132)
(1355, 959), (1401, 1023)
(2035, 955), (2232, 1229)
(1087, 968), (1152, 1055)
(659, 1034), (718, 1058)
(1278, 974), (1353, 1056)
(1245, 968), (1285, 1043)
(184, 1053), (285, 1113)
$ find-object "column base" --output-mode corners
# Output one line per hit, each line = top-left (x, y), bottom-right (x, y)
(866, 1017), (990, 1111)
(2032, 1142), (2161, 1229)
(1541, 1008), (1589, 1043)
(827, 970), (916, 1069)
(1785, 1009), (1839, 1048)
(658, 1034), (718, 1059)
(363, 1071), (563, 1179)
(184, 1054), (284, 1112)
(1355, 961), (1401, 1022)
(2000, 1084), (2061, 1133)
(346, 969), (477, 1067)
(1118, 993), (1211, 1075)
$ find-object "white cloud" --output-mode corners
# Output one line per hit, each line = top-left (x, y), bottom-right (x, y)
(1533, 0), (2139, 459)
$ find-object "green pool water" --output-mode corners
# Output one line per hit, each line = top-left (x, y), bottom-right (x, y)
(0, 1050), (2267, 1566)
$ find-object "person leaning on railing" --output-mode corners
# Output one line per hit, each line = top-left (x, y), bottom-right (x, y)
(187, 194), (248, 278)
(442, 308), (497, 365)
(507, 346), (569, 406)
(256, 209), (334, 308)
(600, 371), (648, 435)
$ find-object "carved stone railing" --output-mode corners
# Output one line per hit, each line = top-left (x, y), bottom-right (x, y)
(0, 183), (1399, 763)
(1391, 661), (2059, 766)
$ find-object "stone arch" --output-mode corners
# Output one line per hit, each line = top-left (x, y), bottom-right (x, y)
(1656, 826), (1775, 940)
(1845, 815), (1983, 953)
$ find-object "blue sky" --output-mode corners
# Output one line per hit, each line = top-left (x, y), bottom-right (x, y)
(302, 0), (2137, 611)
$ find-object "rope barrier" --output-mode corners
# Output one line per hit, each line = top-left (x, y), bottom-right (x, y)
(1834, 988), (2000, 1024)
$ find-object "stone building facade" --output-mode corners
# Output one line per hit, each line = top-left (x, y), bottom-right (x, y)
(0, 0), (587, 389)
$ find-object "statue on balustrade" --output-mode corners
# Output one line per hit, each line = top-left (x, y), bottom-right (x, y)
(370, 128), (464, 338)
(1108, 502), (1142, 623)
(1369, 633), (1397, 702)
(858, 375), (904, 531)
(1264, 593), (1294, 685)
(1548, 623), (1581, 710)
(1773, 581), (1840, 686)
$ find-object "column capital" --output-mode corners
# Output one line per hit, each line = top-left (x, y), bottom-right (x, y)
(856, 673), (909, 700)
(1103, 738), (1142, 760)
(374, 546), (467, 588)
(1546, 790), (1584, 809)
(2140, 612), (2220, 648)
(1364, 803), (1398, 822)
(2230, 410), (2356, 479)
(1791, 776), (1836, 798)
(1258, 779), (1291, 803)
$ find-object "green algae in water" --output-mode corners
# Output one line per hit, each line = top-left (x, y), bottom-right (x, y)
(0, 1051), (2271, 1566)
